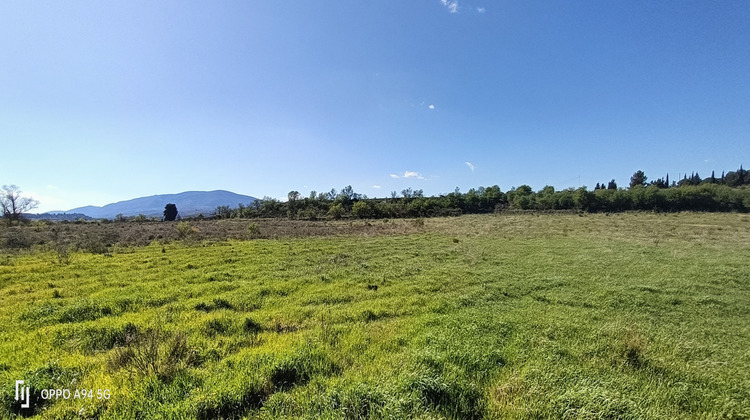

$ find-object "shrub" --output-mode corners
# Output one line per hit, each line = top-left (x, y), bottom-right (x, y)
(328, 204), (345, 220)
(177, 221), (196, 239)
(1, 229), (32, 249)
(352, 201), (373, 219)
(132, 214), (148, 222)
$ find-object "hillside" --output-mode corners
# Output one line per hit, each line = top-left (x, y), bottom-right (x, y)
(60, 190), (258, 219)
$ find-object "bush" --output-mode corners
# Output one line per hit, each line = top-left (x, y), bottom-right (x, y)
(177, 221), (197, 239)
(1, 229), (31, 249)
(352, 201), (373, 219)
(328, 203), (345, 220)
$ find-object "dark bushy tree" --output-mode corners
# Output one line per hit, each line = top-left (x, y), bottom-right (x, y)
(630, 171), (647, 188)
(163, 203), (178, 221)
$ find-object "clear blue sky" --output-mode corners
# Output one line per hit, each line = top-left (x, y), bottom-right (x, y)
(1, 1), (748, 212)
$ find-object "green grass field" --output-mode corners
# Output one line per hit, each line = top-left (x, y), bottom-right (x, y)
(1, 213), (749, 419)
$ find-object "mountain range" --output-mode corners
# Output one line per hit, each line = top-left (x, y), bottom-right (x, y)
(47, 190), (259, 219)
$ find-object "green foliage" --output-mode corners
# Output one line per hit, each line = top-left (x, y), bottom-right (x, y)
(132, 214), (148, 223)
(176, 221), (196, 239)
(630, 170), (647, 188)
(328, 203), (345, 219)
(247, 222), (260, 236)
(163, 203), (178, 221)
(352, 200), (373, 219)
(106, 329), (198, 381)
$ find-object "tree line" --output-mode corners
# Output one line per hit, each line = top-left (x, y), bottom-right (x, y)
(3, 166), (748, 224)
(210, 166), (750, 220)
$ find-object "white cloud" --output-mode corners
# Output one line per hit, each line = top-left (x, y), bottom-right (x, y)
(428, 104), (435, 110)
(440, 0), (459, 13)
(390, 171), (426, 180)
(465, 161), (475, 172)
(477, 7), (485, 13)
(372, 185), (382, 189)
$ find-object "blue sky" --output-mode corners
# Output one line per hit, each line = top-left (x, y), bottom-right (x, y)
(1, 1), (748, 212)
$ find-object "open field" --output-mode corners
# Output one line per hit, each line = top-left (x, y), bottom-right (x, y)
(1, 213), (749, 419)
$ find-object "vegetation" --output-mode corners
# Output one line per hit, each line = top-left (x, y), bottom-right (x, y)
(163, 204), (178, 222)
(1, 212), (749, 418)
(1, 185), (39, 223)
(211, 167), (750, 221)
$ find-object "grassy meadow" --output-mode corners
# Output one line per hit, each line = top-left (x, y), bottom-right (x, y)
(1, 213), (749, 419)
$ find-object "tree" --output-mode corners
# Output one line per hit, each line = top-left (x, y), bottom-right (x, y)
(607, 179), (618, 190)
(287, 191), (301, 218)
(163, 203), (178, 221)
(1, 185), (39, 222)
(629, 171), (647, 188)
(352, 200), (373, 219)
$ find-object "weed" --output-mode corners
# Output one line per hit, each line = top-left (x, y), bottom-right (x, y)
(107, 329), (197, 381)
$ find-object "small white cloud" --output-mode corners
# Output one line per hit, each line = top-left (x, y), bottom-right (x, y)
(390, 171), (426, 180)
(465, 161), (475, 172)
(440, 0), (459, 13)
(477, 7), (485, 13)
(428, 104), (435, 110)
(372, 185), (382, 189)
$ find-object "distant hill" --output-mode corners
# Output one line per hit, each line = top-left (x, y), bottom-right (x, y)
(26, 212), (93, 221)
(57, 190), (258, 219)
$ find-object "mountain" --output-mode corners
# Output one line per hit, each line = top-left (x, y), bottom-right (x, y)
(60, 190), (259, 219)
(26, 212), (94, 221)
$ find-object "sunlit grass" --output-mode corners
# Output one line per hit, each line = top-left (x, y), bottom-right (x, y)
(1, 212), (749, 418)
